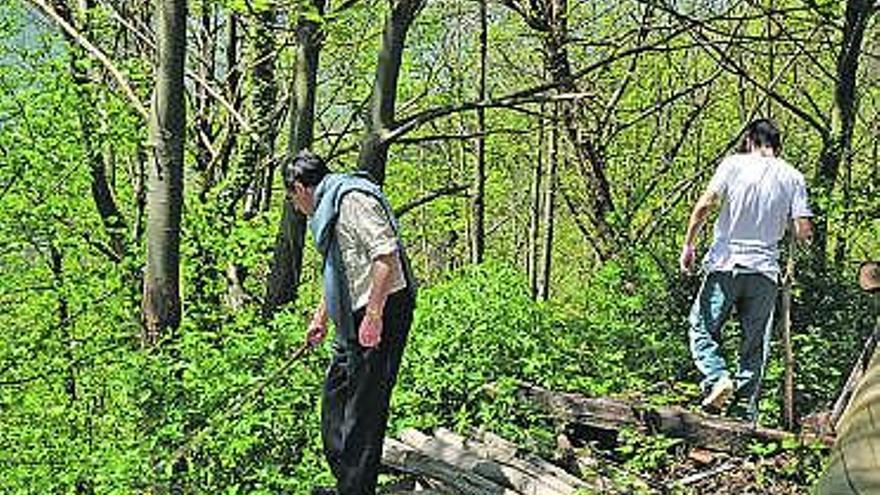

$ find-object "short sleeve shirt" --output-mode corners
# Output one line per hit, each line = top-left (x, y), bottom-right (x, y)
(336, 191), (407, 311)
(703, 153), (812, 281)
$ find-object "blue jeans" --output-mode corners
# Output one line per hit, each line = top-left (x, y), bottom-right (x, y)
(689, 270), (777, 421)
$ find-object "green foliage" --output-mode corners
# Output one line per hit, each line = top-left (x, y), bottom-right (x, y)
(393, 257), (690, 435)
(616, 428), (683, 472)
(1, 0), (878, 492)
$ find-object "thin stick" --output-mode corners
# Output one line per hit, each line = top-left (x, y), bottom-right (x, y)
(157, 342), (312, 473)
(781, 227), (796, 430)
(676, 462), (736, 487)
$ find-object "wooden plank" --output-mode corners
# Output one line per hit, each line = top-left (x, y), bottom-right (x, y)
(454, 428), (594, 492)
(397, 428), (573, 495)
(382, 437), (518, 495)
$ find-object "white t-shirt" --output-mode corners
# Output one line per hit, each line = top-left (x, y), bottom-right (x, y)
(336, 191), (407, 311)
(702, 153), (812, 281)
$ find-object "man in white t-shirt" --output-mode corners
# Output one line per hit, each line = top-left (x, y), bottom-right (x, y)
(679, 119), (813, 422)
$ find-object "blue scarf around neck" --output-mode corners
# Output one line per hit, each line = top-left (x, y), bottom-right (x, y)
(309, 172), (414, 347)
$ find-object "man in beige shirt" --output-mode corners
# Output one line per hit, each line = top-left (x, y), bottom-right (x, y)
(284, 150), (416, 495)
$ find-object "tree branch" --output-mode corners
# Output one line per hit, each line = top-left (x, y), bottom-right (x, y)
(28, 0), (149, 121)
(100, 2), (259, 141)
(389, 25), (691, 144)
(394, 184), (469, 218)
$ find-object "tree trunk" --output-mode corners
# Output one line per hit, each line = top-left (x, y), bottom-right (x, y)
(541, 0), (616, 259)
(49, 244), (77, 404)
(142, 0), (186, 345)
(212, 13), (241, 195)
(471, 0), (487, 264)
(54, 0), (127, 260)
(517, 383), (832, 454)
(263, 1), (324, 316)
(500, 0), (616, 259)
(528, 108), (544, 299)
(811, 0), (874, 268)
(538, 108), (558, 301)
(780, 235), (796, 430)
(239, 10), (278, 218)
(357, 0), (425, 185)
(194, 0), (216, 175)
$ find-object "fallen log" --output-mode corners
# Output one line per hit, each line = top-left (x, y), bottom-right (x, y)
(381, 437), (519, 495)
(397, 428), (576, 495)
(517, 382), (833, 454)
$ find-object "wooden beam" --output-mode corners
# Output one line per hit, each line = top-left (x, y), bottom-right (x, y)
(517, 383), (833, 453)
(397, 428), (582, 495)
(382, 438), (519, 495)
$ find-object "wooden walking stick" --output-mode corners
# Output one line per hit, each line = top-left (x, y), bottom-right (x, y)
(780, 230), (796, 430)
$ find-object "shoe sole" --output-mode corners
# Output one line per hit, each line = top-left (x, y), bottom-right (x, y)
(702, 379), (734, 410)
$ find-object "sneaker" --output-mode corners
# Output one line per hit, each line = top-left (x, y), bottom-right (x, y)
(701, 376), (734, 412)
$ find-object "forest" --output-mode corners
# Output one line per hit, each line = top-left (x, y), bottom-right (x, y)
(0, 0), (878, 492)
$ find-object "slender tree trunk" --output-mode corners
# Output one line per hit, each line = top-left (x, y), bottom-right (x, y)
(780, 235), (796, 430)
(213, 13), (241, 195)
(471, 0), (487, 264)
(142, 0), (186, 345)
(263, 1), (324, 316)
(50, 242), (92, 495)
(239, 10), (278, 218)
(54, 0), (127, 259)
(504, 0), (616, 258)
(194, 0), (215, 175)
(834, 153), (853, 267)
(133, 145), (147, 246)
(528, 108), (544, 299)
(812, 0), (874, 269)
(538, 107), (558, 301)
(358, 0), (425, 185)
(49, 244), (77, 404)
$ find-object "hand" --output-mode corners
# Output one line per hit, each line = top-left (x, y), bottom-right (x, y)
(358, 309), (383, 348)
(306, 316), (327, 348)
(679, 243), (696, 274)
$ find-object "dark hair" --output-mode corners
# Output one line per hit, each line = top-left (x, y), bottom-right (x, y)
(283, 149), (330, 189)
(741, 118), (782, 155)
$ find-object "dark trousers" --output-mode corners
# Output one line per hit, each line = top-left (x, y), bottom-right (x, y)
(321, 289), (414, 495)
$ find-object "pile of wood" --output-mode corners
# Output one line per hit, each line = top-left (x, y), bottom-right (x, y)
(378, 383), (838, 494)
(381, 427), (614, 494)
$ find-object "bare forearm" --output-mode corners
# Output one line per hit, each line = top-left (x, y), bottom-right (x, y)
(366, 252), (397, 317)
(684, 206), (709, 245)
(684, 192), (718, 246)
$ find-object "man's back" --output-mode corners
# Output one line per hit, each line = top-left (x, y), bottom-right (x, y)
(705, 153), (811, 279)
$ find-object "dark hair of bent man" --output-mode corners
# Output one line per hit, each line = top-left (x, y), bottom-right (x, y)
(740, 118), (782, 154)
(283, 149), (331, 189)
